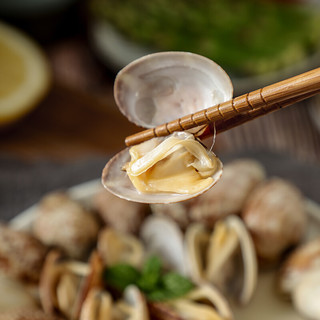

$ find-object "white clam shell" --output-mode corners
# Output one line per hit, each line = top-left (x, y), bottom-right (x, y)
(123, 285), (150, 320)
(114, 51), (233, 128)
(184, 216), (257, 305)
(101, 136), (223, 204)
(140, 215), (186, 275)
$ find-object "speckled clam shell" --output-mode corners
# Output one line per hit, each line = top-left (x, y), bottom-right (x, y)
(241, 178), (307, 261)
(114, 51), (233, 128)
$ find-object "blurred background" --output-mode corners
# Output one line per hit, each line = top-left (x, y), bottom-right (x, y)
(1, 0), (320, 219)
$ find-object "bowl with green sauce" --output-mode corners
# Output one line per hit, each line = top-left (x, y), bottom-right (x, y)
(88, 0), (320, 93)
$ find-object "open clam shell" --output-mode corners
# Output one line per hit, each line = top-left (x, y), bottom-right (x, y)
(114, 51), (233, 128)
(149, 284), (234, 320)
(103, 52), (231, 204)
(140, 215), (186, 275)
(184, 216), (257, 305)
(101, 135), (223, 204)
(79, 288), (112, 320)
(97, 227), (144, 268)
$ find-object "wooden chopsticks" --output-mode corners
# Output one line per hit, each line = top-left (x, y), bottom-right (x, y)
(125, 67), (320, 147)
(198, 87), (320, 139)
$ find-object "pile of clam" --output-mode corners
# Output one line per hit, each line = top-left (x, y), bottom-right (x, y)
(0, 158), (318, 319)
(0, 52), (319, 319)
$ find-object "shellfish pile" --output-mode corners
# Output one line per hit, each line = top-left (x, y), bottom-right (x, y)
(1, 52), (318, 319)
(0, 157), (318, 319)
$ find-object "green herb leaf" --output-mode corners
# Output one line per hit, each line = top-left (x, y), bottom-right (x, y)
(142, 256), (162, 275)
(102, 258), (194, 302)
(103, 264), (141, 291)
(162, 272), (195, 296)
(147, 272), (195, 301)
(146, 289), (178, 302)
(137, 256), (162, 292)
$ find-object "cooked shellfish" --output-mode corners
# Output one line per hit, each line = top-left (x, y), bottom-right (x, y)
(242, 178), (307, 262)
(39, 250), (103, 319)
(33, 192), (100, 259)
(102, 132), (223, 203)
(102, 51), (233, 204)
(149, 284), (234, 320)
(278, 236), (320, 298)
(140, 215), (186, 275)
(80, 286), (150, 320)
(185, 215), (257, 305)
(113, 285), (149, 320)
(93, 187), (149, 234)
(97, 228), (144, 268)
(80, 288), (112, 320)
(0, 223), (47, 284)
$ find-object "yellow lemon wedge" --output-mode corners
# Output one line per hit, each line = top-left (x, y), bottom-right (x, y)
(0, 21), (51, 126)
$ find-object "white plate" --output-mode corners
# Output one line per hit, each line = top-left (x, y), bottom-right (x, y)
(10, 179), (320, 319)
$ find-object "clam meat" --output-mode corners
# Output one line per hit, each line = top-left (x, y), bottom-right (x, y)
(80, 288), (113, 320)
(185, 215), (258, 305)
(81, 285), (150, 320)
(102, 51), (233, 204)
(39, 250), (103, 319)
(149, 284), (234, 320)
(125, 132), (222, 194)
(97, 227), (144, 268)
(103, 132), (223, 203)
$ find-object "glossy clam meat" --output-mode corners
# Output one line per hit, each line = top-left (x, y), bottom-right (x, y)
(114, 51), (233, 128)
(102, 132), (223, 203)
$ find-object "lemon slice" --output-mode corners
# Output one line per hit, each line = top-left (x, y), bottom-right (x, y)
(0, 21), (51, 126)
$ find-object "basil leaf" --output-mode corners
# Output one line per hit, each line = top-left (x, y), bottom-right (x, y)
(103, 264), (141, 291)
(142, 256), (162, 275)
(137, 256), (162, 292)
(102, 258), (194, 303)
(161, 272), (194, 296)
(147, 289), (178, 302)
(147, 272), (194, 301)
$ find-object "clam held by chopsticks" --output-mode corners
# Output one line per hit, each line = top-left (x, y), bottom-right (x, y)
(102, 51), (320, 204)
(103, 52), (233, 203)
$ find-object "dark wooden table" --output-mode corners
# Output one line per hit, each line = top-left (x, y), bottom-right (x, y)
(1, 36), (320, 164)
